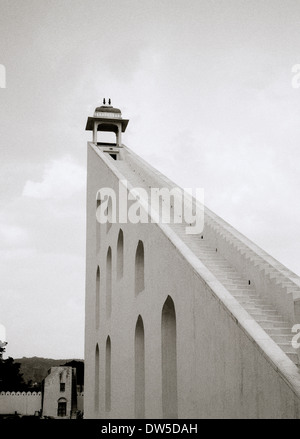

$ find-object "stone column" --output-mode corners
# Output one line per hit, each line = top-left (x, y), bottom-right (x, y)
(117, 124), (122, 147)
(93, 123), (98, 143)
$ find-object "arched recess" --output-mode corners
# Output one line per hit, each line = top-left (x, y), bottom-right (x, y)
(161, 296), (178, 419)
(135, 241), (144, 296)
(93, 121), (122, 146)
(95, 344), (100, 412)
(135, 315), (145, 418)
(97, 131), (117, 144)
(105, 336), (111, 412)
(106, 247), (112, 318)
(57, 397), (67, 417)
(117, 229), (124, 280)
(96, 266), (100, 329)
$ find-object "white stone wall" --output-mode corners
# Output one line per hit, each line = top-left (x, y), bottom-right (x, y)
(0, 391), (84, 417)
(42, 367), (73, 419)
(77, 392), (84, 413)
(0, 391), (41, 415)
(84, 143), (300, 419)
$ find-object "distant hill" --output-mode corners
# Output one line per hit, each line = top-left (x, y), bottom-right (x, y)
(14, 357), (84, 388)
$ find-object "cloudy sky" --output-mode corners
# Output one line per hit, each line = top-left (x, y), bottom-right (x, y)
(1, 0), (300, 360)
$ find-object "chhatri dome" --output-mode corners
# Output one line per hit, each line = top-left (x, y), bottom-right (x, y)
(94, 98), (122, 118)
(85, 98), (129, 146)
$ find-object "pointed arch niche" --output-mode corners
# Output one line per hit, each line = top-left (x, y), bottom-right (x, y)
(95, 344), (100, 412)
(161, 296), (178, 419)
(135, 240), (144, 296)
(106, 247), (112, 318)
(105, 336), (111, 412)
(117, 229), (124, 280)
(135, 315), (145, 418)
(96, 266), (100, 329)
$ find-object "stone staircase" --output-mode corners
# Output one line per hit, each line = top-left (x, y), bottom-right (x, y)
(172, 226), (299, 365)
(114, 158), (299, 366)
(205, 213), (300, 297)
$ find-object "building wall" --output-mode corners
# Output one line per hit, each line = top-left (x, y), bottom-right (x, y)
(42, 367), (74, 419)
(0, 391), (83, 417)
(77, 392), (84, 413)
(84, 143), (300, 419)
(0, 391), (41, 415)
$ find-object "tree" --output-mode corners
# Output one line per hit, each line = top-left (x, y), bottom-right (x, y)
(0, 357), (26, 391)
(0, 341), (7, 359)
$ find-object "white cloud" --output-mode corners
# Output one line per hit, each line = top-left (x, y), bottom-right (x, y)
(0, 324), (6, 343)
(1, 0), (300, 359)
(0, 223), (30, 248)
(22, 155), (86, 200)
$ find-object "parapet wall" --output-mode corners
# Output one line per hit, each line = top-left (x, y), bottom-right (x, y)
(0, 391), (84, 416)
(0, 391), (42, 415)
(203, 208), (300, 327)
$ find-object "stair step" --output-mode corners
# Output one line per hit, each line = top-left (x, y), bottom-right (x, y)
(248, 310), (280, 317)
(266, 327), (292, 335)
(204, 261), (231, 266)
(240, 302), (273, 309)
(269, 335), (293, 343)
(259, 321), (289, 329)
(211, 276), (248, 285)
(230, 292), (259, 298)
(223, 284), (252, 290)
(170, 221), (299, 365)
(207, 267), (239, 274)
(244, 306), (277, 313)
(254, 316), (284, 323)
(216, 278), (245, 284)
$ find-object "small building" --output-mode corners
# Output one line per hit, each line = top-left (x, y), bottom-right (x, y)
(42, 366), (77, 419)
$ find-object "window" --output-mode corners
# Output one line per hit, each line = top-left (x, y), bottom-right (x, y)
(57, 399), (67, 417)
(60, 383), (65, 392)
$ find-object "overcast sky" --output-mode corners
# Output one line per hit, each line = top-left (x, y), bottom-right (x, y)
(1, 0), (300, 359)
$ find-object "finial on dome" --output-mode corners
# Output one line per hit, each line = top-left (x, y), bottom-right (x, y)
(108, 98), (111, 105)
(103, 98), (106, 105)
